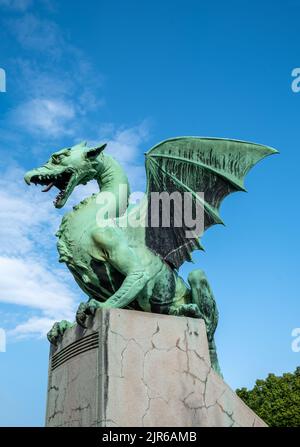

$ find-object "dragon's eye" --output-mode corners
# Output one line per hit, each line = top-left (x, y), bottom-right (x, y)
(51, 156), (61, 164)
(52, 153), (68, 164)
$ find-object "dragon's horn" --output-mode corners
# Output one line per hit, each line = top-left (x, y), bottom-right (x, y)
(86, 143), (107, 159)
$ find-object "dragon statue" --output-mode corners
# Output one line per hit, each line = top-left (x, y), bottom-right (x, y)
(24, 137), (277, 375)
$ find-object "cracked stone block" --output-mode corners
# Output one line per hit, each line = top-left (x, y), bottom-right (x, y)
(45, 308), (266, 427)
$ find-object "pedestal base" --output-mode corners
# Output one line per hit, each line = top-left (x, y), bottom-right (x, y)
(46, 308), (266, 427)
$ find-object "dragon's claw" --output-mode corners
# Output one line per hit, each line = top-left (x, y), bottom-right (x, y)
(76, 299), (104, 328)
(47, 320), (74, 345)
(170, 303), (203, 318)
(76, 302), (89, 328)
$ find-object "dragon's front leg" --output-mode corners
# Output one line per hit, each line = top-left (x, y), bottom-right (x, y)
(76, 269), (150, 327)
(76, 227), (154, 327)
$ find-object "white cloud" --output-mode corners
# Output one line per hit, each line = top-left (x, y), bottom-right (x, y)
(14, 59), (75, 98)
(3, 13), (104, 139)
(9, 317), (58, 339)
(106, 121), (150, 164)
(12, 98), (76, 137)
(0, 166), (60, 255)
(0, 256), (75, 318)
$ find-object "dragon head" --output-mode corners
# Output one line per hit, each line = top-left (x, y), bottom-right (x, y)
(24, 141), (107, 208)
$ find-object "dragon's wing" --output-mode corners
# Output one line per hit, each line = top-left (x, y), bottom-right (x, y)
(145, 137), (278, 269)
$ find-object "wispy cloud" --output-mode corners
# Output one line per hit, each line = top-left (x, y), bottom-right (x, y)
(7, 12), (63, 54)
(0, 0), (33, 12)
(3, 10), (104, 139)
(0, 166), (60, 255)
(106, 121), (150, 164)
(9, 316), (63, 339)
(0, 256), (75, 318)
(12, 98), (76, 137)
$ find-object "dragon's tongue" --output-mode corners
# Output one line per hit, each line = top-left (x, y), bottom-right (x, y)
(42, 182), (54, 192)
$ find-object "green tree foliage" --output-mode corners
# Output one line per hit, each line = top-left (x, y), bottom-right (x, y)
(236, 367), (300, 427)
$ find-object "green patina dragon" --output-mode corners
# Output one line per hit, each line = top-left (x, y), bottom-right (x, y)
(25, 137), (277, 375)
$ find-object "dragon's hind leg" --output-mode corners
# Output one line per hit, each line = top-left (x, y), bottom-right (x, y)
(189, 269), (222, 376)
(187, 269), (219, 338)
(170, 269), (222, 376)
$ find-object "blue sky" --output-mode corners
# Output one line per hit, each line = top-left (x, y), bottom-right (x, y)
(0, 0), (299, 426)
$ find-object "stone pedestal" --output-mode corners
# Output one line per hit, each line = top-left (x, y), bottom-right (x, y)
(46, 308), (266, 427)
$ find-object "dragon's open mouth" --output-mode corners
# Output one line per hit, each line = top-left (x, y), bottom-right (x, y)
(29, 170), (74, 207)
